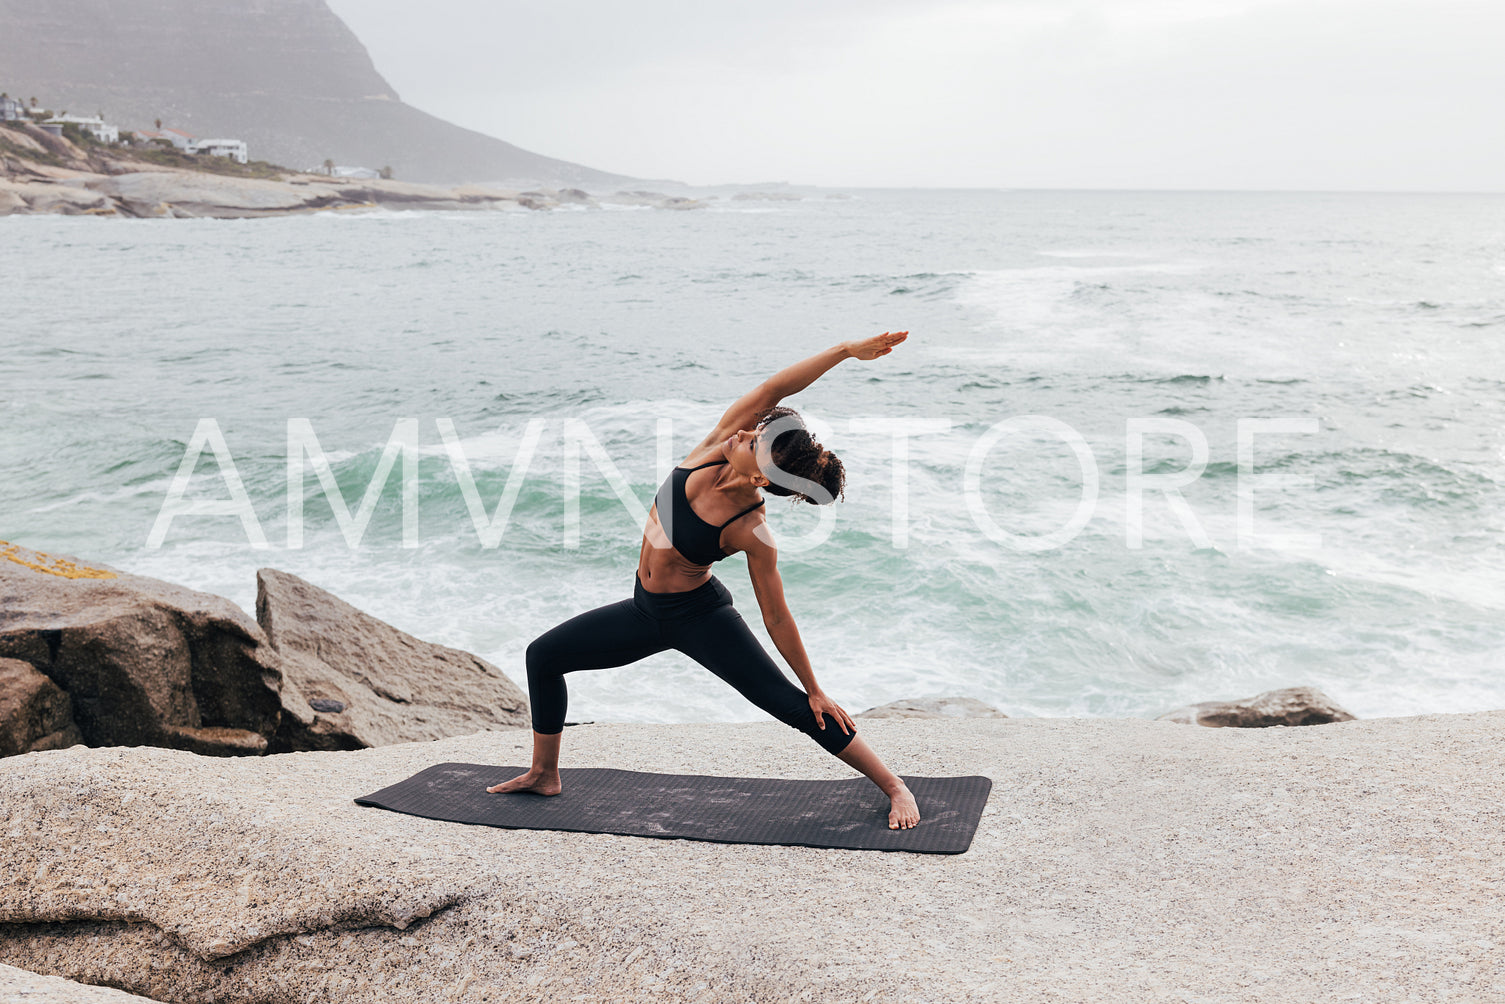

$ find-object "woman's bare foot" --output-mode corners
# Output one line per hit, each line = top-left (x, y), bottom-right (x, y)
(486, 770), (561, 796)
(887, 783), (920, 829)
(833, 734), (921, 830)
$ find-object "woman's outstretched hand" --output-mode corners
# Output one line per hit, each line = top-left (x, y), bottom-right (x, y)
(808, 690), (857, 735)
(843, 330), (908, 361)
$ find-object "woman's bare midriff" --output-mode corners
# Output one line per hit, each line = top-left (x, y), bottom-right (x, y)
(636, 505), (716, 593)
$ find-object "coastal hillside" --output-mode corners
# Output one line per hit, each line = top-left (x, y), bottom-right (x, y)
(0, 0), (629, 186)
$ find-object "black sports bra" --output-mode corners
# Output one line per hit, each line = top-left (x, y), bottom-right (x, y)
(653, 459), (764, 565)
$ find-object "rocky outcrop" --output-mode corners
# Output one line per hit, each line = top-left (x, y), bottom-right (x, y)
(0, 659), (81, 757)
(0, 542), (528, 758)
(256, 569), (528, 752)
(0, 963), (163, 1002)
(88, 171), (532, 218)
(0, 744), (471, 963)
(1, 713), (1501, 1002)
(858, 696), (1008, 719)
(96, 171), (355, 216)
(0, 542), (282, 757)
(1157, 686), (1358, 728)
(1, 180), (115, 215)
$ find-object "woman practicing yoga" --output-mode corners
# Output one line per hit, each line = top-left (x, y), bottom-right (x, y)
(488, 331), (920, 830)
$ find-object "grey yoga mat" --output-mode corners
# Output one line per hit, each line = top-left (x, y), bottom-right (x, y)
(356, 763), (992, 854)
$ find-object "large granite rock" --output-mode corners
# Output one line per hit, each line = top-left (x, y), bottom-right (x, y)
(0, 714), (1500, 1002)
(858, 696), (1008, 719)
(0, 543), (531, 758)
(0, 659), (81, 757)
(256, 569), (528, 752)
(1157, 686), (1358, 728)
(0, 963), (163, 1002)
(0, 542), (281, 757)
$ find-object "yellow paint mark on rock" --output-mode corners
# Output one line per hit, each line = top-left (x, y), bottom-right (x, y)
(0, 541), (117, 579)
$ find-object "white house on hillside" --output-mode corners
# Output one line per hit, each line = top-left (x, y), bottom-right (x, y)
(0, 96), (24, 122)
(190, 138), (249, 164)
(42, 113), (119, 143)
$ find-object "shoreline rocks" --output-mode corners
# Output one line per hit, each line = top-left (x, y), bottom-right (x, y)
(257, 568), (528, 752)
(1157, 686), (1358, 728)
(0, 542), (528, 759)
(0, 172), (714, 218)
(858, 696), (1008, 719)
(0, 122), (707, 218)
(0, 543), (284, 757)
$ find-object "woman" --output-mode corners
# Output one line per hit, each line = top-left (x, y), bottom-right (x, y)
(488, 330), (920, 830)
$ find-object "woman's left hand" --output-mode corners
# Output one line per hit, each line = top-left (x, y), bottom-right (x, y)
(843, 330), (908, 361)
(808, 691), (856, 735)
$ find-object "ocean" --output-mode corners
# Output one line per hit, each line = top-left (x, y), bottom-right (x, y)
(3, 189), (1502, 725)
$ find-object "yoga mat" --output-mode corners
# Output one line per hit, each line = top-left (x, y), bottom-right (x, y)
(356, 763), (992, 855)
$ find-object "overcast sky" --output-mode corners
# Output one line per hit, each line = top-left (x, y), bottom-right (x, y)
(326, 0), (1503, 190)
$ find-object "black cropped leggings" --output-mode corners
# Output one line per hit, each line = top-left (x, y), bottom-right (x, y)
(525, 575), (856, 756)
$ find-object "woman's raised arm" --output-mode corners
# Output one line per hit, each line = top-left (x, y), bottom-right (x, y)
(694, 331), (908, 452)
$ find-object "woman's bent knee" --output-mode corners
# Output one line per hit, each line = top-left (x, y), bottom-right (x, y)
(526, 633), (573, 683)
(524, 636), (551, 674)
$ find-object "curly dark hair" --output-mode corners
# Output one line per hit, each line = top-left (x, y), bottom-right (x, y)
(754, 406), (846, 505)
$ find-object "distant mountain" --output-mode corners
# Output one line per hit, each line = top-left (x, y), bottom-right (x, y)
(0, 0), (631, 186)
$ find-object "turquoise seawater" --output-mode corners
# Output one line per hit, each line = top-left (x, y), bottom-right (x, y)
(2, 190), (1503, 723)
